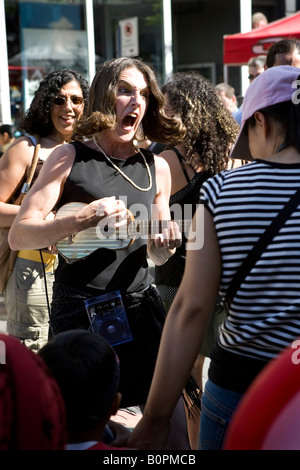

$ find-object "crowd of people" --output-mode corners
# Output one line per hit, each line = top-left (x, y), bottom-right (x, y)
(1, 31), (300, 450)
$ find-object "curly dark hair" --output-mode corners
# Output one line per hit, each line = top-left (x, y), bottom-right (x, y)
(73, 57), (185, 144)
(161, 71), (240, 174)
(20, 69), (90, 137)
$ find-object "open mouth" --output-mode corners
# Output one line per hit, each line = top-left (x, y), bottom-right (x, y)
(122, 112), (138, 130)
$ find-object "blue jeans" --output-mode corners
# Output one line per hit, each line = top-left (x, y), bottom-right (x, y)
(200, 379), (243, 450)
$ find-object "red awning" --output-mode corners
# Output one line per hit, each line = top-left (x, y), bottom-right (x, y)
(224, 11), (300, 65)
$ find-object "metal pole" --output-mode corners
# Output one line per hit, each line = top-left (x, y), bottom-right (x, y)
(285, 0), (296, 15)
(224, 64), (228, 84)
(0, 0), (12, 123)
(85, 0), (96, 84)
(162, 0), (173, 84)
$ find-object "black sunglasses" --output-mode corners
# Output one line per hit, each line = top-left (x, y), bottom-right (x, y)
(53, 95), (84, 106)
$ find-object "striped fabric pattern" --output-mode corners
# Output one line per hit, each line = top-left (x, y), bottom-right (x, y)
(200, 160), (300, 361)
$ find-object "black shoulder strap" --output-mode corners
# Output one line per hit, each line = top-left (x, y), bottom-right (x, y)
(172, 147), (191, 183)
(226, 188), (300, 306)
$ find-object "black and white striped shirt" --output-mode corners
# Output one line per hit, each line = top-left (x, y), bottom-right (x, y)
(200, 159), (300, 362)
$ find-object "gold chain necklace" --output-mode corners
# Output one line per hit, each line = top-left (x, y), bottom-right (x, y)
(93, 136), (152, 192)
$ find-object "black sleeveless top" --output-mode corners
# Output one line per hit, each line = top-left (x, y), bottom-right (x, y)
(55, 140), (157, 294)
(155, 148), (210, 290)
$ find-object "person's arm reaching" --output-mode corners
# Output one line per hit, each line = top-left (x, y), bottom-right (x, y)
(128, 207), (222, 449)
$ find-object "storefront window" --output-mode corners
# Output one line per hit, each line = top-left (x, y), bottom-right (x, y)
(93, 0), (164, 81)
(6, 0), (87, 126)
(4, 0), (165, 127)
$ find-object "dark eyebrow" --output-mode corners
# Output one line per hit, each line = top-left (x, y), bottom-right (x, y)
(118, 80), (149, 93)
(56, 93), (83, 97)
(118, 80), (130, 88)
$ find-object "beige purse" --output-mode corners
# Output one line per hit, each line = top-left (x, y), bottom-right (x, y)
(0, 140), (40, 293)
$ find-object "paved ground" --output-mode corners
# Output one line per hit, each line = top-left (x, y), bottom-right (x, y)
(112, 358), (209, 430)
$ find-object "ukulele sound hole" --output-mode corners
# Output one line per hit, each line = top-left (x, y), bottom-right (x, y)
(98, 224), (116, 238)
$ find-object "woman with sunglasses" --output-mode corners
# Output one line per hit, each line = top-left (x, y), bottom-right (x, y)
(0, 69), (89, 352)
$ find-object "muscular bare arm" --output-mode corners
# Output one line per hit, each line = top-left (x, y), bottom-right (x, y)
(8, 144), (126, 251)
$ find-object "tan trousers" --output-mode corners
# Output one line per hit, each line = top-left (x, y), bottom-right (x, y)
(4, 251), (56, 353)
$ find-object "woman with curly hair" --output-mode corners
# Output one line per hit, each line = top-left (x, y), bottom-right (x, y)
(0, 68), (89, 352)
(155, 71), (240, 449)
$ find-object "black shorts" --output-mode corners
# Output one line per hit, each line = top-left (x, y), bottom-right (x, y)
(50, 283), (166, 407)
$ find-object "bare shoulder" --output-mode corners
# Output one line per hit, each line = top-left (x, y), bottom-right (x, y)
(157, 148), (184, 175)
(153, 154), (172, 173)
(31, 142), (77, 192)
(159, 148), (177, 163)
(42, 141), (76, 170)
(0, 135), (37, 168)
(153, 155), (172, 198)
